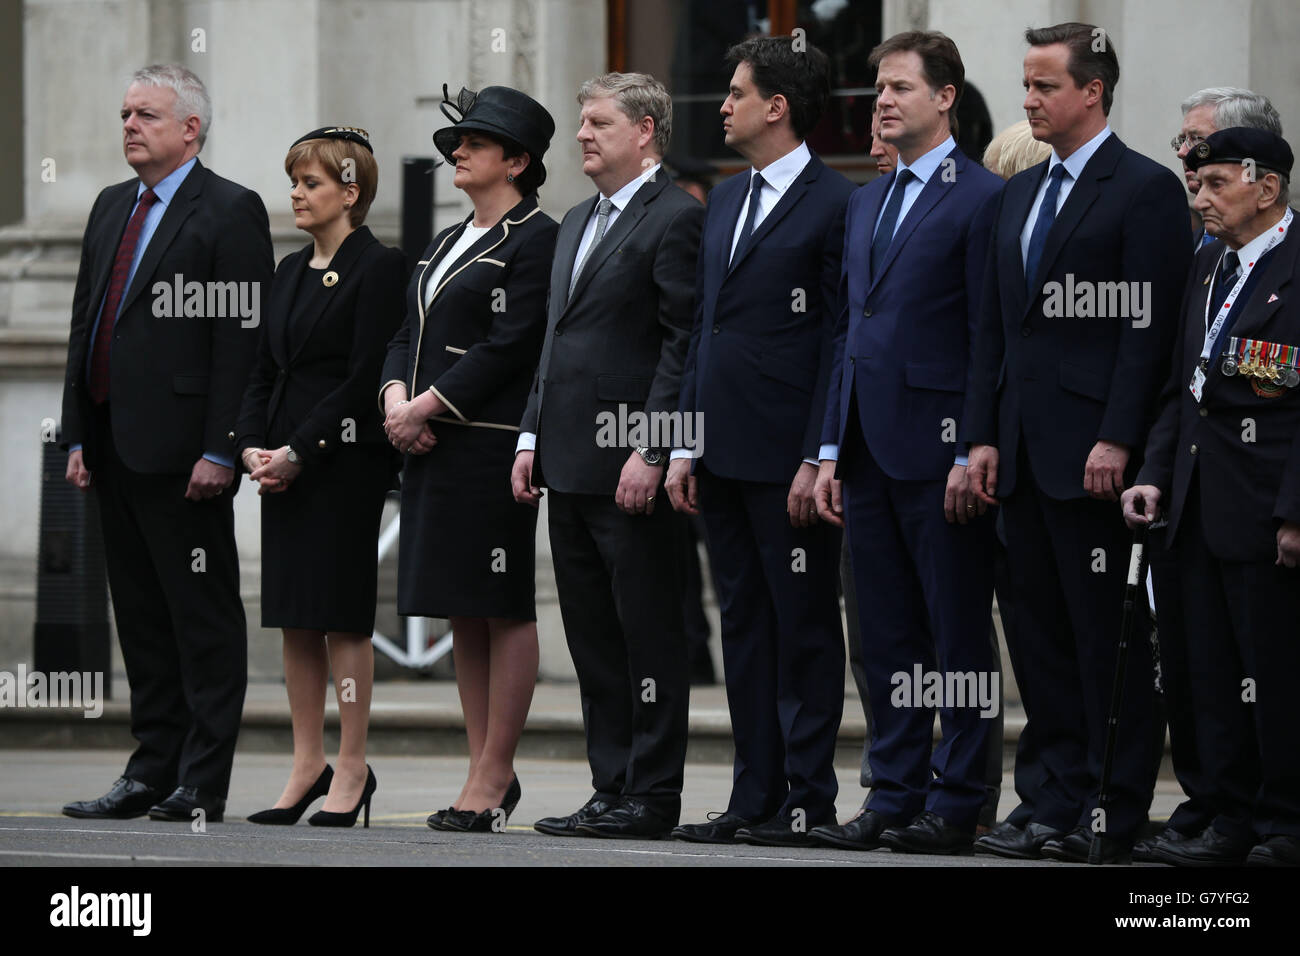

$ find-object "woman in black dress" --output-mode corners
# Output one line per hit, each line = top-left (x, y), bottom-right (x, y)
(380, 87), (557, 831)
(236, 127), (406, 827)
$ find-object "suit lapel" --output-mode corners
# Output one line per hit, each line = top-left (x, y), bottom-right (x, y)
(270, 249), (308, 366)
(288, 226), (377, 362)
(867, 148), (960, 294)
(87, 184), (140, 323)
(566, 177), (664, 309)
(1023, 136), (1124, 314)
(1003, 163), (1043, 298)
(554, 196), (595, 305)
(1213, 228), (1297, 344)
(728, 155), (823, 275)
(717, 173), (749, 273)
(119, 160), (205, 318)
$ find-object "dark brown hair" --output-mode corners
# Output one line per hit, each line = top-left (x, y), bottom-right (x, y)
(1025, 22), (1119, 116)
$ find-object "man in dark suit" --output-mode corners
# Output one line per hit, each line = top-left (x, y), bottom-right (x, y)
(964, 24), (1192, 863)
(1132, 87), (1283, 864)
(512, 72), (704, 839)
(1124, 129), (1300, 867)
(60, 65), (272, 823)
(811, 31), (1003, 855)
(665, 37), (853, 848)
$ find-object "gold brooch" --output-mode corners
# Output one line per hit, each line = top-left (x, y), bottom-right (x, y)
(323, 271), (339, 287)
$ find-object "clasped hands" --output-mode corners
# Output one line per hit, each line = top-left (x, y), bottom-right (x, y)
(243, 446), (300, 495)
(382, 385), (442, 455)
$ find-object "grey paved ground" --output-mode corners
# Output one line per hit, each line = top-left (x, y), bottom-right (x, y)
(0, 749), (1187, 867)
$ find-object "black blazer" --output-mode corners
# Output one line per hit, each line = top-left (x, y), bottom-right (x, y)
(678, 152), (853, 484)
(381, 194), (557, 432)
(961, 134), (1192, 500)
(1136, 225), (1300, 561)
(61, 159), (274, 473)
(235, 226), (407, 467)
(519, 174), (704, 494)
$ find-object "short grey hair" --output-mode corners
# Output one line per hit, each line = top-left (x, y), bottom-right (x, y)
(131, 64), (212, 149)
(578, 72), (672, 156)
(1180, 86), (1282, 136)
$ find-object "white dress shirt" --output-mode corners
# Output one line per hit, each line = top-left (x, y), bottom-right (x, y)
(728, 141), (812, 263)
(1019, 125), (1112, 266)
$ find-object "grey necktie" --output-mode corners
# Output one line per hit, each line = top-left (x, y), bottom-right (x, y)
(570, 198), (614, 297)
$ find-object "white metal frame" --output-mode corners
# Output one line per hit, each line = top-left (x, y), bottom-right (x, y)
(371, 510), (454, 668)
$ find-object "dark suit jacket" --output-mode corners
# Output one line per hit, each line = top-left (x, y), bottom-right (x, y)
(823, 146), (1003, 481)
(961, 134), (1192, 499)
(1136, 224), (1300, 561)
(235, 226), (407, 467)
(520, 174), (704, 494)
(381, 193), (557, 433)
(61, 158), (273, 473)
(679, 151), (853, 484)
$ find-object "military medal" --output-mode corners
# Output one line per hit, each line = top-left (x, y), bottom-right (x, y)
(1223, 336), (1299, 397)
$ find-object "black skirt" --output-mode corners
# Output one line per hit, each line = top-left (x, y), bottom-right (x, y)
(260, 444), (392, 633)
(397, 421), (537, 620)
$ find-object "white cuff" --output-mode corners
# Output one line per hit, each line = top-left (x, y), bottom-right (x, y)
(954, 454), (969, 467)
(818, 443), (839, 462)
(670, 448), (696, 461)
(516, 431), (537, 453)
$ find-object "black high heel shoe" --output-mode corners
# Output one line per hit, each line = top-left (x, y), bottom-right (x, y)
(247, 765), (333, 825)
(308, 765), (377, 828)
(443, 775), (521, 833)
(427, 807), (455, 831)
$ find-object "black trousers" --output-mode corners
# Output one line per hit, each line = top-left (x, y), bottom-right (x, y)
(999, 445), (1161, 841)
(697, 466), (844, 824)
(1148, 524), (1216, 836)
(93, 406), (247, 798)
(1176, 475), (1300, 841)
(546, 490), (689, 820)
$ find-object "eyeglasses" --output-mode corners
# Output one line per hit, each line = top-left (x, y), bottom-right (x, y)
(1171, 132), (1207, 151)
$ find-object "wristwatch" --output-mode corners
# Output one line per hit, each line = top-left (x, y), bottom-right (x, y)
(286, 445), (302, 465)
(635, 445), (663, 466)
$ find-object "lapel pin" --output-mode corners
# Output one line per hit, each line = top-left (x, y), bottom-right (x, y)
(1202, 274), (1211, 285)
(1268, 293), (1279, 303)
(322, 271), (339, 287)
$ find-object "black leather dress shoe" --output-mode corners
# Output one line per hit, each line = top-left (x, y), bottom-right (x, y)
(809, 809), (890, 850)
(534, 796), (616, 837)
(735, 815), (825, 848)
(63, 777), (166, 820)
(974, 820), (1063, 860)
(671, 811), (753, 844)
(1153, 827), (1253, 867)
(1132, 826), (1193, 863)
(1041, 826), (1131, 864)
(1246, 835), (1300, 867)
(575, 798), (675, 840)
(880, 811), (974, 855)
(148, 786), (225, 823)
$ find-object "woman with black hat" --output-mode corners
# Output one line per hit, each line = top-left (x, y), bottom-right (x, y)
(380, 86), (558, 832)
(236, 127), (406, 827)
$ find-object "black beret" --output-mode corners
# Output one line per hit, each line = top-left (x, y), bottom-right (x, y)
(290, 126), (374, 154)
(1187, 127), (1292, 178)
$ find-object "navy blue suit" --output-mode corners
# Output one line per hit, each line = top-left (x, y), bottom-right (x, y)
(679, 151), (852, 824)
(823, 146), (1003, 831)
(962, 133), (1192, 841)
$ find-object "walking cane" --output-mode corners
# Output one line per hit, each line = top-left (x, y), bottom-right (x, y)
(1089, 522), (1150, 865)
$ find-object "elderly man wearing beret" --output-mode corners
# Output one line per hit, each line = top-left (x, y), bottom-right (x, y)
(1124, 127), (1300, 867)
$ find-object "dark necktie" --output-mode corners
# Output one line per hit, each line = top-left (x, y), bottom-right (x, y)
(869, 168), (915, 278)
(1024, 164), (1066, 293)
(731, 171), (765, 263)
(89, 188), (159, 404)
(1206, 249), (1242, 355)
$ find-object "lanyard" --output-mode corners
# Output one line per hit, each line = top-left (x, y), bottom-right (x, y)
(1199, 207), (1293, 368)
